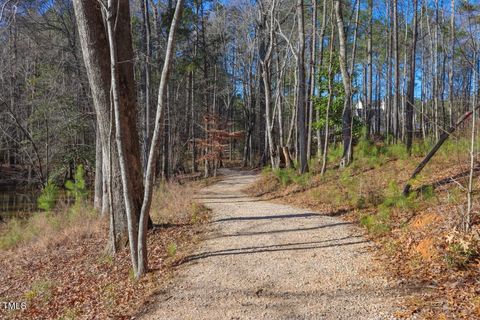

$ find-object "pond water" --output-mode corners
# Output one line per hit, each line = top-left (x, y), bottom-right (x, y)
(0, 186), (38, 219)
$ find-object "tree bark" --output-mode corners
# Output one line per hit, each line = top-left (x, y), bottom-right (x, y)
(334, 0), (352, 166)
(73, 0), (143, 252)
(406, 0), (418, 155)
(137, 0), (184, 277)
(306, 0), (317, 160)
(297, 0), (308, 173)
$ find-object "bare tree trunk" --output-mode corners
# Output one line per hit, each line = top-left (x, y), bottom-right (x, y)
(393, 0), (400, 142)
(334, 0), (352, 166)
(449, 0), (455, 126)
(73, 0), (143, 253)
(366, 0), (373, 138)
(94, 123), (103, 211)
(105, 0), (143, 275)
(297, 0), (308, 173)
(316, 0), (328, 156)
(466, 92), (476, 232)
(406, 0), (418, 155)
(137, 0), (184, 277)
(306, 0), (318, 160)
(321, 25), (335, 176)
(259, 0), (278, 169)
(190, 70), (197, 172)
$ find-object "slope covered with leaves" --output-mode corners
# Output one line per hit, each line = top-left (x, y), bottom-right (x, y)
(0, 180), (211, 319)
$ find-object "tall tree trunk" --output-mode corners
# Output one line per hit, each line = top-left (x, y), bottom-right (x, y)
(321, 25), (335, 176)
(306, 0), (318, 160)
(94, 123), (103, 211)
(406, 0), (418, 155)
(139, 0), (152, 170)
(73, 0), (143, 253)
(190, 70), (197, 172)
(297, 0), (308, 173)
(137, 0), (184, 277)
(393, 0), (400, 142)
(334, 0), (352, 166)
(366, 0), (373, 138)
(105, 0), (142, 275)
(259, 0), (278, 169)
(449, 0), (455, 126)
(316, 0), (328, 156)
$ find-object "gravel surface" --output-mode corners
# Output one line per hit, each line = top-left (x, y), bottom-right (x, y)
(139, 169), (410, 320)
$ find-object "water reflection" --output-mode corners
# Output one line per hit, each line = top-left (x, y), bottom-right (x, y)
(0, 186), (38, 218)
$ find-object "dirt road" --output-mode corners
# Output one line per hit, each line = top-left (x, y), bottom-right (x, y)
(139, 169), (409, 320)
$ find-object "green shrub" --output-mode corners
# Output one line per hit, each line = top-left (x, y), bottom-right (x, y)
(411, 140), (432, 157)
(356, 133), (381, 158)
(382, 181), (416, 210)
(385, 143), (408, 160)
(274, 168), (294, 186)
(419, 185), (435, 201)
(37, 180), (59, 211)
(327, 144), (343, 164)
(360, 211), (390, 235)
(447, 187), (463, 204)
(292, 172), (312, 187)
(261, 166), (273, 176)
(65, 164), (88, 205)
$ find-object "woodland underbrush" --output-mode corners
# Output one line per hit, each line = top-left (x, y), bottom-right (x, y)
(247, 135), (480, 319)
(0, 178), (210, 319)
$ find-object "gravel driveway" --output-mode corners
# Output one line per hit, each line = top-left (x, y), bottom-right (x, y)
(139, 169), (409, 320)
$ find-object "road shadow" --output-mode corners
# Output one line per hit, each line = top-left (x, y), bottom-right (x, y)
(213, 222), (353, 238)
(214, 212), (322, 222)
(175, 236), (367, 265)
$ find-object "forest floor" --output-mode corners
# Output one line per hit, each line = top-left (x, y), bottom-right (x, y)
(138, 168), (415, 320)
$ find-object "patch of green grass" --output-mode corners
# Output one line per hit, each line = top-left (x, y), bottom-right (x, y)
(327, 144), (343, 164)
(291, 172), (312, 187)
(0, 205), (96, 250)
(261, 166), (273, 176)
(190, 202), (202, 224)
(97, 253), (114, 266)
(447, 186), (463, 204)
(58, 308), (80, 320)
(411, 139), (433, 157)
(24, 279), (55, 302)
(418, 185), (436, 202)
(382, 181), (417, 210)
(273, 168), (295, 186)
(385, 143), (409, 160)
(166, 242), (177, 257)
(0, 218), (24, 250)
(270, 168), (313, 188)
(360, 205), (391, 235)
(360, 211), (390, 235)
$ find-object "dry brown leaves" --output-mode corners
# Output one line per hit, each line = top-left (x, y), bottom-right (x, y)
(0, 200), (210, 319)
